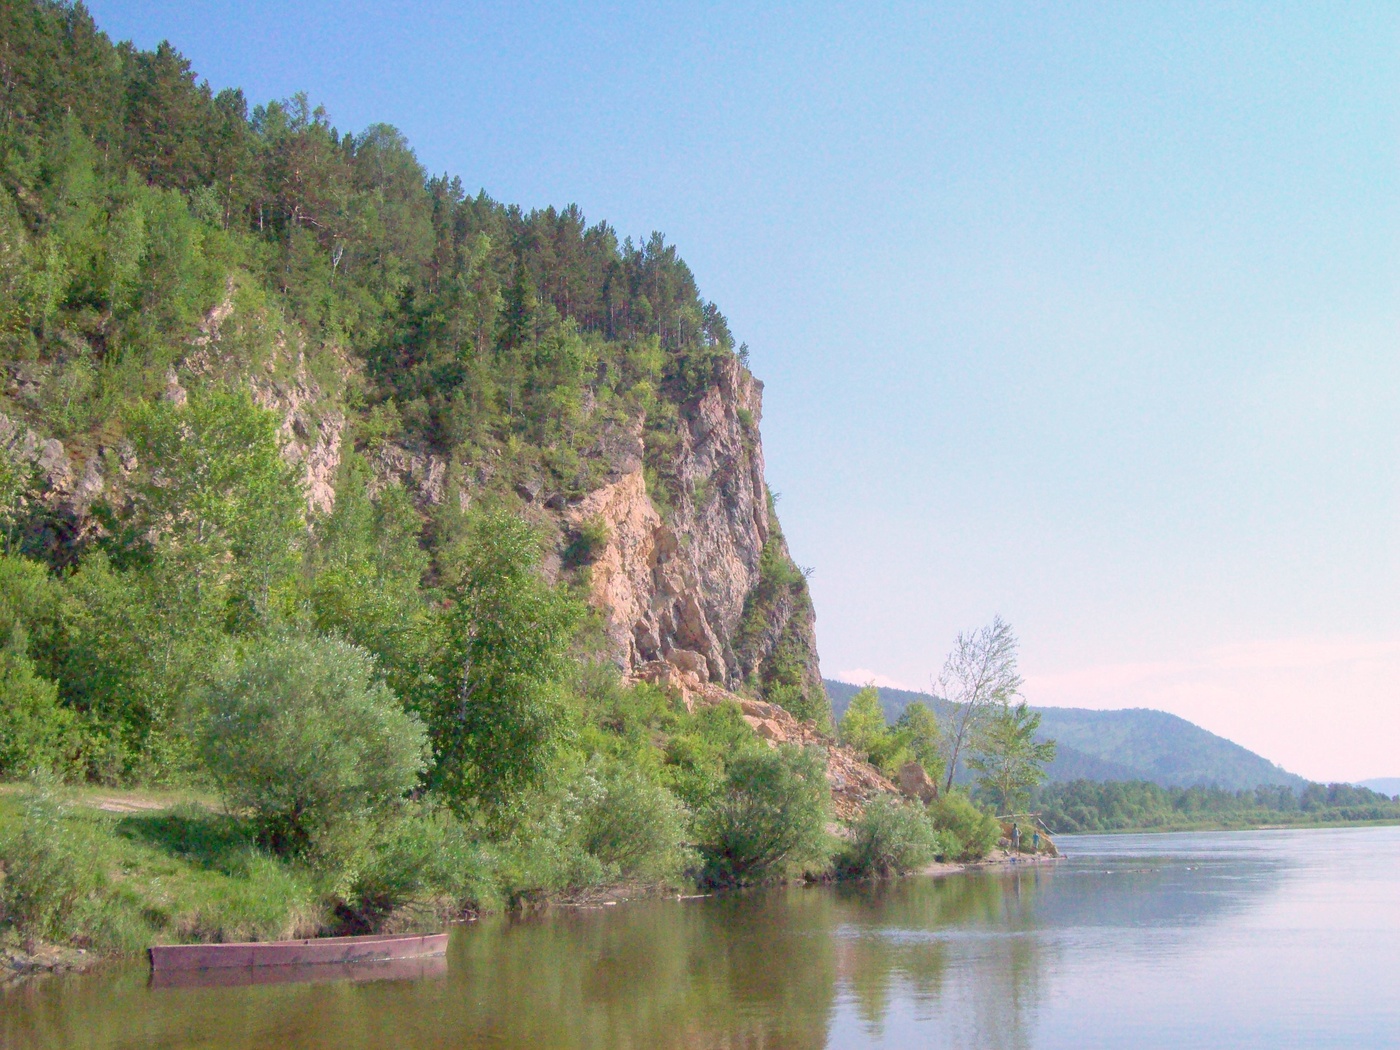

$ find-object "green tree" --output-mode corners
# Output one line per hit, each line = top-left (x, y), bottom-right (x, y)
(968, 702), (1057, 814)
(430, 509), (582, 814)
(307, 453), (432, 706)
(893, 701), (945, 787)
(0, 625), (75, 777)
(125, 388), (305, 628)
(199, 634), (429, 856)
(838, 685), (888, 759)
(123, 40), (212, 191)
(697, 744), (830, 885)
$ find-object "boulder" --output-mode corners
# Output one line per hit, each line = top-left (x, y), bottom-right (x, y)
(897, 761), (939, 804)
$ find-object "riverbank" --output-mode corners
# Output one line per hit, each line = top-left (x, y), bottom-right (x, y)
(922, 848), (1063, 879)
(0, 780), (1024, 981)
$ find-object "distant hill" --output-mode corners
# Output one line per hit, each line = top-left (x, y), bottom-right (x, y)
(1358, 778), (1400, 798)
(824, 680), (1307, 792)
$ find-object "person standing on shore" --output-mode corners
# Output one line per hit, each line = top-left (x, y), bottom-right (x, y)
(1012, 823), (1021, 852)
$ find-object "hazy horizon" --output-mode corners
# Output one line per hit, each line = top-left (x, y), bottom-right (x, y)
(89, 0), (1400, 783)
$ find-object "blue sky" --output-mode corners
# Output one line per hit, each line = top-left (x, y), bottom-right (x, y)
(90, 1), (1399, 781)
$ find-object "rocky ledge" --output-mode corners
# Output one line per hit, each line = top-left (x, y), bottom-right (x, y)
(634, 662), (896, 820)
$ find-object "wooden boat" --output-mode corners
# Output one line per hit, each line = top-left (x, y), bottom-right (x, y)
(148, 932), (449, 973)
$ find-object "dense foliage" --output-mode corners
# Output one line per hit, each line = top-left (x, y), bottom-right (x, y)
(0, 0), (854, 953)
(198, 634), (429, 857)
(838, 796), (946, 878)
(967, 701), (1056, 813)
(0, 3), (1033, 959)
(838, 687), (944, 782)
(1036, 779), (1400, 834)
(696, 744), (831, 886)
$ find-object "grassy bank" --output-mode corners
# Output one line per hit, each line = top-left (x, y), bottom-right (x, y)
(0, 777), (1006, 970)
(0, 786), (328, 959)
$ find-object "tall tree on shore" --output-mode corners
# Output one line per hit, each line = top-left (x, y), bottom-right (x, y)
(937, 616), (1022, 793)
(968, 701), (1056, 813)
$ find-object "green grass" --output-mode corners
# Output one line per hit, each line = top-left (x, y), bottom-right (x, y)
(0, 786), (321, 956)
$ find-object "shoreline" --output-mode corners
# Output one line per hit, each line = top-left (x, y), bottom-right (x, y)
(13, 821), (1394, 985)
(2, 851), (1061, 985)
(1052, 817), (1400, 837)
(921, 849), (1064, 880)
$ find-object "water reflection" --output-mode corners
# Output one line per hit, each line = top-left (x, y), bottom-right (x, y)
(147, 954), (449, 990)
(5, 828), (1397, 1050)
(826, 870), (1053, 1048)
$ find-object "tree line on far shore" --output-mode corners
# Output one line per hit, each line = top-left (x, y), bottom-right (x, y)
(1033, 778), (1400, 834)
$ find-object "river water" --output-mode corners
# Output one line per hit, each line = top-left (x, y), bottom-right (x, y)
(4, 825), (1398, 1049)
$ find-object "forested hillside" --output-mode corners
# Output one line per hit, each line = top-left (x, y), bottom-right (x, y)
(825, 680), (1304, 791)
(0, 0), (834, 778)
(0, 1), (927, 954)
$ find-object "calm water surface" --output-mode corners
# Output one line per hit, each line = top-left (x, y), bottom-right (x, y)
(4, 826), (1398, 1049)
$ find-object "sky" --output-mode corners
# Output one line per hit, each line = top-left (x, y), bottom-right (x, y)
(88, 1), (1400, 783)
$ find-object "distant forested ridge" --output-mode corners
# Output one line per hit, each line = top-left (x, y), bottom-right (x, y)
(1358, 777), (1400, 797)
(1035, 779), (1400, 834)
(825, 680), (1304, 792)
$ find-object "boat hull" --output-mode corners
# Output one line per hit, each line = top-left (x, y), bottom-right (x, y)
(149, 932), (449, 972)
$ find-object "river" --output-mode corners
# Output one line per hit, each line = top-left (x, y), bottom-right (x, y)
(4, 825), (1398, 1048)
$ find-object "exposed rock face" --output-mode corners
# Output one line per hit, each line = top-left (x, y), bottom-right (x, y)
(565, 357), (825, 717)
(248, 365), (345, 517)
(0, 411), (104, 557)
(5, 298), (824, 725)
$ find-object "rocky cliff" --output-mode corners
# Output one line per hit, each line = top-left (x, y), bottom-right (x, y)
(561, 357), (826, 722)
(4, 304), (829, 727)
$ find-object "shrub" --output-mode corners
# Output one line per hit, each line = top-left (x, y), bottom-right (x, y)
(578, 760), (691, 881)
(0, 631), (76, 778)
(927, 790), (1001, 861)
(840, 796), (940, 878)
(698, 744), (830, 886)
(662, 702), (762, 813)
(199, 634), (429, 857)
(346, 803), (499, 929)
(0, 782), (106, 942)
(562, 515), (611, 568)
(495, 783), (610, 901)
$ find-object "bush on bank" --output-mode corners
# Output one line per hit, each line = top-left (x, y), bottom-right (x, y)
(927, 791), (1002, 861)
(199, 634), (430, 859)
(838, 796), (945, 878)
(697, 744), (832, 886)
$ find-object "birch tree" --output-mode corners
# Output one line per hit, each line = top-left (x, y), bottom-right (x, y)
(937, 615), (1022, 793)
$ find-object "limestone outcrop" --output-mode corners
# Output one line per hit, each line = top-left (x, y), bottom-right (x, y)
(5, 292), (827, 730)
(563, 356), (825, 717)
